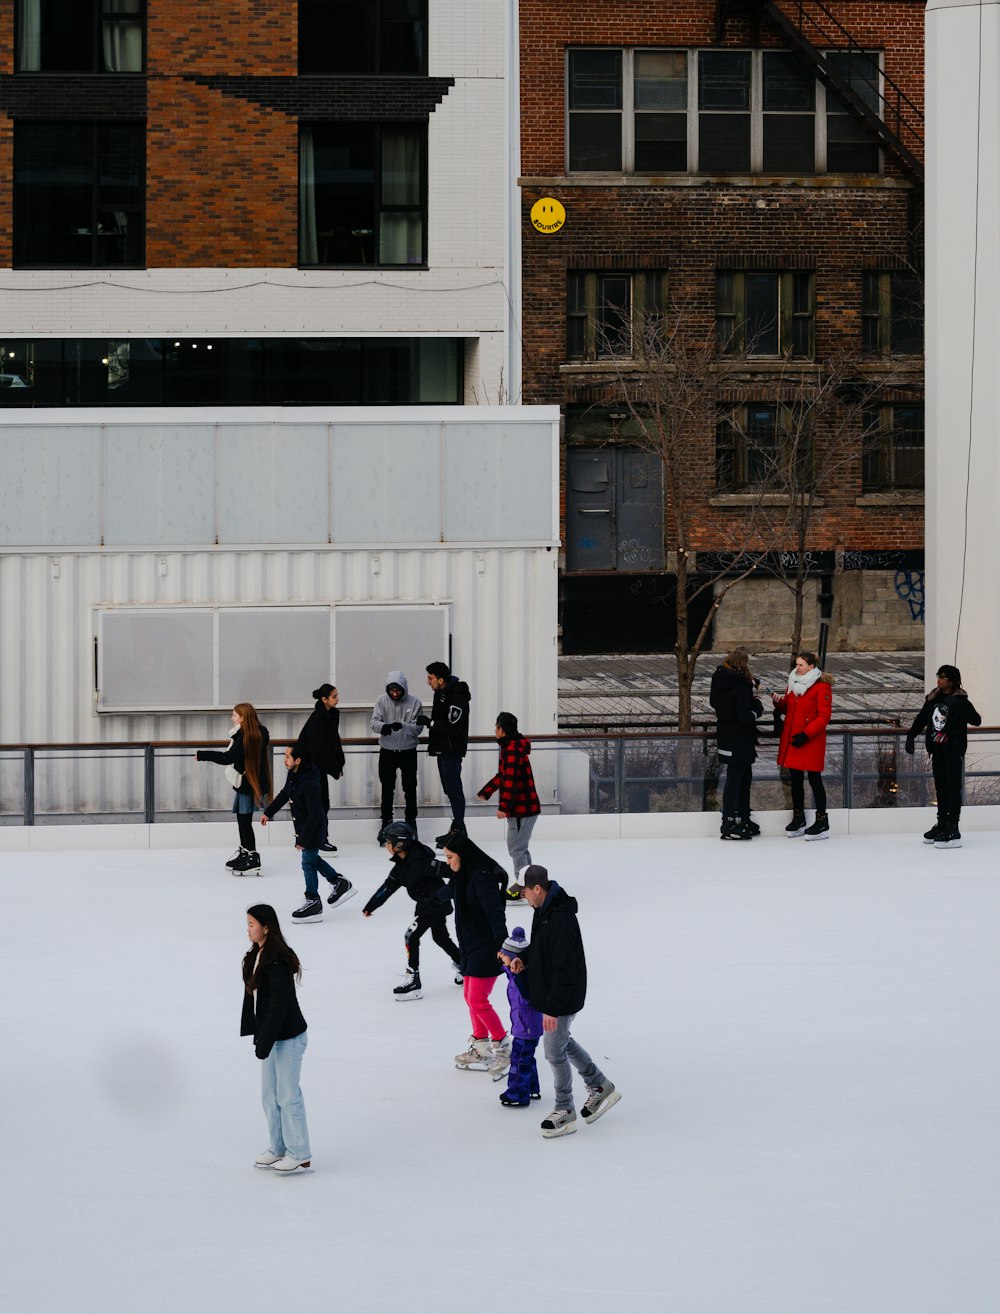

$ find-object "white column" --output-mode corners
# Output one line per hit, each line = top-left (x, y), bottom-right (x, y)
(925, 0), (1000, 715)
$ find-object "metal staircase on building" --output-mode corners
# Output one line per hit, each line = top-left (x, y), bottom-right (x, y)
(715, 0), (924, 183)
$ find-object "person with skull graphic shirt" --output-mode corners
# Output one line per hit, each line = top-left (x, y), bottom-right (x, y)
(905, 664), (981, 848)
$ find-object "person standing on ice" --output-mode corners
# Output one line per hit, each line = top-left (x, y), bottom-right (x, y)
(242, 904), (312, 1174)
(297, 682), (345, 854)
(709, 647), (764, 841)
(196, 702), (272, 875)
(261, 742), (355, 923)
(904, 664), (982, 849)
(771, 652), (833, 840)
(441, 833), (512, 1080)
(371, 671), (424, 838)
(477, 711), (541, 902)
(363, 820), (462, 1000)
(496, 926), (542, 1107)
(508, 866), (620, 1139)
(418, 661), (471, 848)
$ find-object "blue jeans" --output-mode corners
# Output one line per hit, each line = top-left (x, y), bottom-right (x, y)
(300, 848), (339, 897)
(542, 1014), (605, 1113)
(261, 1031), (311, 1161)
(436, 754), (466, 825)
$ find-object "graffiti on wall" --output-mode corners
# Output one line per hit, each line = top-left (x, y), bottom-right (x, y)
(894, 569), (925, 622)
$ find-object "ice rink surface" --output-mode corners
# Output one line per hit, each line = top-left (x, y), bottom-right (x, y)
(2, 829), (998, 1314)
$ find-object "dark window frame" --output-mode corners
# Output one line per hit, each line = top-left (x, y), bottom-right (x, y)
(862, 402), (924, 491)
(12, 120), (146, 270)
(15, 0), (146, 74)
(716, 401), (813, 491)
(862, 270), (924, 356)
(716, 270), (815, 360)
(298, 0), (428, 75)
(566, 270), (668, 361)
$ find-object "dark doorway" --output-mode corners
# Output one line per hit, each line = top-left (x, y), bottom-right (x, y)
(562, 574), (715, 655)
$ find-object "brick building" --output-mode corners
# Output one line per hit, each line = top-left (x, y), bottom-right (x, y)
(518, 0), (926, 655)
(0, 0), (512, 405)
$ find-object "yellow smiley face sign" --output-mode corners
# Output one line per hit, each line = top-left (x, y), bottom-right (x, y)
(530, 197), (566, 234)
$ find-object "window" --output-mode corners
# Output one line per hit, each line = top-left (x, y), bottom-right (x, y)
(299, 0), (426, 75)
(716, 271), (814, 358)
(862, 271), (923, 355)
(13, 123), (144, 268)
(300, 124), (425, 267)
(567, 47), (881, 175)
(0, 337), (463, 406)
(567, 272), (667, 360)
(17, 0), (143, 72)
(862, 404), (924, 491)
(716, 403), (811, 491)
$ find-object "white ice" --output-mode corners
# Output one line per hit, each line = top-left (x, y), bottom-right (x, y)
(2, 830), (998, 1314)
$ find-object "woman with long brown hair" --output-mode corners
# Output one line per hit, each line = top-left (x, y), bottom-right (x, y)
(197, 702), (272, 874)
(709, 647), (764, 840)
(242, 904), (311, 1173)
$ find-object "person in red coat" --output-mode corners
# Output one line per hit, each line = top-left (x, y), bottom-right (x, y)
(477, 711), (541, 901)
(771, 651), (833, 839)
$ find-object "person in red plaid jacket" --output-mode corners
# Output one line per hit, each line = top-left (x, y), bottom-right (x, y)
(477, 711), (541, 902)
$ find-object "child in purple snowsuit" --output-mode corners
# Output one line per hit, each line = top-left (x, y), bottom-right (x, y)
(497, 927), (542, 1107)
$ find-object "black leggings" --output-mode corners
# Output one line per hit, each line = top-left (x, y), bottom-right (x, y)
(237, 812), (256, 852)
(722, 761), (753, 819)
(789, 769), (826, 814)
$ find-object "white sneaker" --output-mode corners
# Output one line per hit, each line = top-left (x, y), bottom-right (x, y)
(254, 1150), (282, 1169)
(271, 1155), (311, 1174)
(540, 1108), (577, 1138)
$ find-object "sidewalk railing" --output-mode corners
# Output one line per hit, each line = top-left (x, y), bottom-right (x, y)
(3, 728), (1000, 825)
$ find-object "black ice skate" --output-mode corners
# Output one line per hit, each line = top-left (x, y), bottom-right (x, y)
(231, 850), (262, 875)
(803, 812), (830, 841)
(785, 813), (807, 837)
(292, 895), (323, 922)
(934, 827), (962, 849)
(393, 968), (423, 1001)
(326, 877), (356, 908)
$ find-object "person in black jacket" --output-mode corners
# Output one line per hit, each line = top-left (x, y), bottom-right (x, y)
(298, 682), (345, 853)
(261, 743), (355, 922)
(440, 834), (511, 1077)
(905, 664), (982, 848)
(242, 903), (311, 1173)
(709, 648), (764, 841)
(363, 821), (461, 1000)
(419, 662), (472, 846)
(196, 702), (272, 875)
(509, 865), (620, 1138)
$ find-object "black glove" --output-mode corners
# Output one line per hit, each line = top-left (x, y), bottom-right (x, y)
(790, 732), (809, 748)
(416, 714), (431, 728)
(904, 737), (915, 756)
(382, 722), (402, 733)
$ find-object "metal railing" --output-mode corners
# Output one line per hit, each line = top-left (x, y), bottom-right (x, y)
(3, 728), (1000, 825)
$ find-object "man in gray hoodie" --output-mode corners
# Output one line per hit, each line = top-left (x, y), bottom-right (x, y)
(371, 671), (425, 835)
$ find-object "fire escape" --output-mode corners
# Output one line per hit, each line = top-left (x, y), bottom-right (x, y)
(715, 0), (924, 183)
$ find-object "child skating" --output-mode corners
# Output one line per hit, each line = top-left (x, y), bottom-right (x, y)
(497, 927), (542, 1105)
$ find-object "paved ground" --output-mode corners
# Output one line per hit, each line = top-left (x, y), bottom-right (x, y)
(559, 650), (926, 729)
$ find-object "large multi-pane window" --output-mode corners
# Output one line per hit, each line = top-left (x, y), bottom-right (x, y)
(299, 0), (426, 75)
(566, 271), (668, 360)
(16, 0), (143, 72)
(567, 47), (881, 174)
(0, 338), (463, 406)
(716, 403), (811, 491)
(300, 123), (426, 267)
(13, 123), (144, 268)
(716, 271), (815, 358)
(862, 271), (924, 355)
(862, 404), (924, 491)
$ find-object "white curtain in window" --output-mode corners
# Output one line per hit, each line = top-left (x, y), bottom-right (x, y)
(17, 0), (42, 71)
(299, 128), (319, 265)
(103, 0), (143, 72)
(379, 129), (422, 264)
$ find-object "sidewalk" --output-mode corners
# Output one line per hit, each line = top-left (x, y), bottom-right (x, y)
(559, 650), (926, 729)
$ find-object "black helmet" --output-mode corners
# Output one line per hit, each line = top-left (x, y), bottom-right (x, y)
(378, 821), (416, 847)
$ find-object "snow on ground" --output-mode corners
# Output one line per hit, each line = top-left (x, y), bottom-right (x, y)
(2, 830), (998, 1314)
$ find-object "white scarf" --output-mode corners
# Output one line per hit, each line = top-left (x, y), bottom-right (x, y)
(786, 666), (823, 698)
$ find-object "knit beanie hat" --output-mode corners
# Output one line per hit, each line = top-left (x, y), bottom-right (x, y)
(501, 926), (529, 958)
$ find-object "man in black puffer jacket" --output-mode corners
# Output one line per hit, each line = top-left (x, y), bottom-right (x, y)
(262, 743), (355, 922)
(508, 866), (621, 1138)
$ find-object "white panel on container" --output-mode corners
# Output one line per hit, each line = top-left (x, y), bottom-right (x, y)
(99, 609), (215, 710)
(334, 606), (449, 706)
(0, 426), (101, 545)
(218, 608), (332, 708)
(104, 425), (215, 544)
(331, 424), (440, 543)
(443, 422), (553, 541)
(218, 425), (329, 543)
